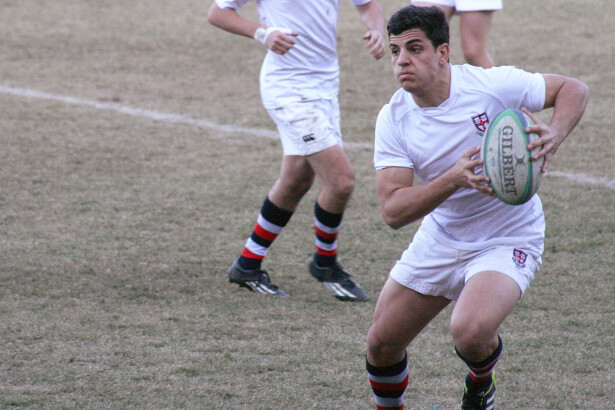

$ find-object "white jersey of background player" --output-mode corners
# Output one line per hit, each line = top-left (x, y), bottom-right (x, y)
(209, 0), (385, 300)
(216, 0), (373, 109)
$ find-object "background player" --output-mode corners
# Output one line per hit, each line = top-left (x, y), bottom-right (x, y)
(207, 0), (386, 300)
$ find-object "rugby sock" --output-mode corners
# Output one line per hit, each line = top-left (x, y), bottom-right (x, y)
(238, 197), (293, 270)
(456, 335), (502, 389)
(366, 354), (408, 410)
(313, 201), (342, 266)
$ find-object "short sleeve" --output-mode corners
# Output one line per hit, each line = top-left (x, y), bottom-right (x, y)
(215, 0), (251, 10)
(487, 66), (546, 113)
(373, 105), (414, 170)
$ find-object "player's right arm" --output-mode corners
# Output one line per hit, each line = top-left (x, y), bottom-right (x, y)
(376, 147), (492, 230)
(207, 2), (297, 55)
(207, 2), (259, 38)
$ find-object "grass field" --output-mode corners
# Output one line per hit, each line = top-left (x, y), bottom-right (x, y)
(0, 0), (613, 408)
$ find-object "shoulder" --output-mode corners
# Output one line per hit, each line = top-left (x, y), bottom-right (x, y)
(454, 64), (543, 88)
(377, 88), (415, 127)
(452, 64), (545, 107)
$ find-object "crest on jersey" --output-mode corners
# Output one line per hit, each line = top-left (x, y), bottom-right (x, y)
(512, 248), (528, 268)
(472, 113), (489, 132)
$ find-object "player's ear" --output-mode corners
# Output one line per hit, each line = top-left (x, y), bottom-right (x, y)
(437, 43), (450, 65)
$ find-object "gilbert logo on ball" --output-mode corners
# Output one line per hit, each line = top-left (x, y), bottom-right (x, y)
(481, 109), (544, 205)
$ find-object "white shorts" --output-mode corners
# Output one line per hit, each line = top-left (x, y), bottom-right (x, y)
(390, 228), (540, 300)
(411, 0), (502, 12)
(267, 99), (342, 156)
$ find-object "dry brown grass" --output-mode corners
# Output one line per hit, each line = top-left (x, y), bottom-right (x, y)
(0, 0), (613, 408)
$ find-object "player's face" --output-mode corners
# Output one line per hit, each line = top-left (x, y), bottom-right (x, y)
(389, 29), (445, 93)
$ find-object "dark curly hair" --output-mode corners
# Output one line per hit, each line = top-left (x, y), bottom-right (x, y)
(387, 5), (449, 49)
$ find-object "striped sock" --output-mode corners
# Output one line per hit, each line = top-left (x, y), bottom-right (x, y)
(238, 197), (293, 270)
(456, 335), (502, 387)
(313, 201), (342, 266)
(366, 355), (409, 410)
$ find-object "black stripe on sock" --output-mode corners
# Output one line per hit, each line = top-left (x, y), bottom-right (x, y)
(366, 353), (408, 377)
(262, 197), (293, 227)
(455, 335), (503, 369)
(314, 201), (343, 228)
(250, 232), (272, 248)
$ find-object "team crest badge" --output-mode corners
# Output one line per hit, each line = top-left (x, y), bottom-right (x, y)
(512, 248), (528, 269)
(472, 113), (489, 133)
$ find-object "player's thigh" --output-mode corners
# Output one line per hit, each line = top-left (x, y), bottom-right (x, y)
(411, 1), (455, 20)
(450, 270), (520, 341)
(368, 277), (450, 356)
(459, 10), (495, 45)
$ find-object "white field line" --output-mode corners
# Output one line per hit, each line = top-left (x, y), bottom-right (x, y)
(0, 84), (372, 149)
(547, 171), (615, 189)
(1, 84), (613, 190)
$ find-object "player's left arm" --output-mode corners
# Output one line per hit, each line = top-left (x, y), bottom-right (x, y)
(355, 0), (386, 59)
(523, 74), (590, 172)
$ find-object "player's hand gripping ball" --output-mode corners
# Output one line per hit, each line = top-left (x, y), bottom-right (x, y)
(481, 109), (544, 205)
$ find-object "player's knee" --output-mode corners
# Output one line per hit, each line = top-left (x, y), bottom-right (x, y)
(332, 172), (355, 200)
(366, 326), (398, 363)
(283, 174), (314, 196)
(294, 177), (315, 196)
(463, 49), (481, 65)
(450, 319), (494, 353)
(462, 47), (492, 69)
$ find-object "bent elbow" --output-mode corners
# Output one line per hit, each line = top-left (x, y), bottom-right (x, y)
(206, 11), (218, 26)
(381, 209), (405, 230)
(387, 220), (405, 230)
(207, 4), (224, 26)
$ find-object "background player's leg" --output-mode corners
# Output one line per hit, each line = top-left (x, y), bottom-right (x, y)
(458, 11), (496, 68)
(228, 156), (314, 295)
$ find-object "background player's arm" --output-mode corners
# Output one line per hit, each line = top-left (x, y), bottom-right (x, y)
(355, 0), (386, 59)
(207, 2), (297, 54)
(377, 147), (491, 229)
(207, 2), (260, 38)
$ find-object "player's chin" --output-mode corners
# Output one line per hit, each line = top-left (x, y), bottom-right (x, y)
(399, 80), (416, 92)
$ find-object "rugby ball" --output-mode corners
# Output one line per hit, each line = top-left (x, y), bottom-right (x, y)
(481, 109), (544, 205)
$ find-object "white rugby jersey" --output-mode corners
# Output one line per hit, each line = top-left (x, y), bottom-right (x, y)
(374, 64), (547, 252)
(215, 0), (372, 109)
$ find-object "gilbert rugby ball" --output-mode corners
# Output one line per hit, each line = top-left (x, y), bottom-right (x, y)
(481, 109), (544, 205)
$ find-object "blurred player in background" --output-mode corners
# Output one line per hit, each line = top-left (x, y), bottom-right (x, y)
(412, 0), (501, 68)
(207, 0), (386, 301)
(364, 5), (588, 409)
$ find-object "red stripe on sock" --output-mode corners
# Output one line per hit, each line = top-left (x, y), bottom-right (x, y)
(376, 405), (404, 410)
(470, 372), (493, 383)
(369, 374), (409, 391)
(314, 226), (338, 240)
(316, 247), (337, 256)
(241, 248), (264, 260)
(253, 223), (279, 242)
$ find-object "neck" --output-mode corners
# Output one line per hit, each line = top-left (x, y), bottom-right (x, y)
(412, 64), (451, 108)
